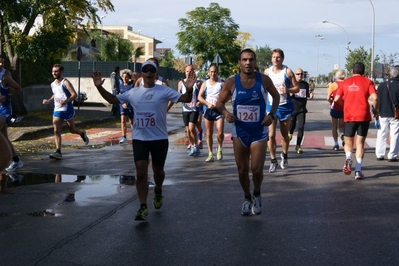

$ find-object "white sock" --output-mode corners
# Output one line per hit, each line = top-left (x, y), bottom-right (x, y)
(355, 158), (362, 171)
(345, 152), (352, 159)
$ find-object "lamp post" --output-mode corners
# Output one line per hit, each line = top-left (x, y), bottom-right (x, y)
(137, 29), (141, 49)
(161, 38), (165, 55)
(322, 20), (350, 75)
(320, 37), (340, 71)
(315, 34), (322, 84)
(369, 0), (375, 80)
(100, 15), (106, 60)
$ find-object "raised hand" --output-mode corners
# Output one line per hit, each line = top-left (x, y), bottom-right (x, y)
(92, 71), (105, 87)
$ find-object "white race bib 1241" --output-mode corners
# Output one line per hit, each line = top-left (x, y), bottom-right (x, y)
(237, 105), (260, 122)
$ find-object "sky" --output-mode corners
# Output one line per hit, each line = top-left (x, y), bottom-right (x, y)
(98, 0), (399, 77)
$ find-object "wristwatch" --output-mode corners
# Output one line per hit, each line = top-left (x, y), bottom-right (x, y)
(268, 112), (275, 120)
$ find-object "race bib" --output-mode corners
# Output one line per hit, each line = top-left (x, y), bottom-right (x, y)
(207, 96), (218, 105)
(296, 88), (307, 98)
(237, 105), (260, 122)
(135, 111), (156, 128)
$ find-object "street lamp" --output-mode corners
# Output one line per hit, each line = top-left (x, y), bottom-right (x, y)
(369, 0), (375, 79)
(322, 20), (350, 75)
(320, 37), (340, 71)
(137, 29), (141, 49)
(100, 15), (106, 59)
(315, 34), (322, 84)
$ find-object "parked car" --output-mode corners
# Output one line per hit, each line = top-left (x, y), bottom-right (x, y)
(73, 91), (88, 106)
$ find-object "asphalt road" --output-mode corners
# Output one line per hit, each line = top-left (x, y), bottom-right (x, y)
(1, 87), (399, 266)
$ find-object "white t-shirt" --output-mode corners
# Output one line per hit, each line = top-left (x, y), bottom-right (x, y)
(117, 84), (181, 141)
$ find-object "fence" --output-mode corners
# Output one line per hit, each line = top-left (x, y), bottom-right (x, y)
(61, 61), (184, 81)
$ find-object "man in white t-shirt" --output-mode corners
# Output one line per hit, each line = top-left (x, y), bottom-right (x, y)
(92, 61), (196, 221)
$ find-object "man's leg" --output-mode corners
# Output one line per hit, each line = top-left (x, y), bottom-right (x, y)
(267, 120), (277, 160)
(53, 117), (64, 150)
(0, 117), (12, 170)
(388, 119), (399, 160)
(375, 117), (388, 159)
(215, 118), (224, 160)
(205, 118), (214, 158)
(280, 117), (291, 155)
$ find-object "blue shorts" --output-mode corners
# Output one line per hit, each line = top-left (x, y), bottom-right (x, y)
(0, 107), (12, 124)
(204, 108), (223, 121)
(236, 133), (268, 148)
(330, 109), (343, 119)
(53, 105), (75, 121)
(120, 104), (134, 119)
(275, 103), (293, 121)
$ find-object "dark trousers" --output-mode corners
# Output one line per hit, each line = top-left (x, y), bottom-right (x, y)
(290, 111), (306, 146)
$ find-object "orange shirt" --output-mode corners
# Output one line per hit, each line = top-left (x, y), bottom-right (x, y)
(327, 81), (344, 111)
(336, 75), (376, 122)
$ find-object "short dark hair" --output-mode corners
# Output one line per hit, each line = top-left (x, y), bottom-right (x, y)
(53, 64), (64, 72)
(148, 57), (160, 67)
(114, 66), (120, 73)
(353, 62), (365, 75)
(239, 48), (256, 60)
(272, 48), (285, 59)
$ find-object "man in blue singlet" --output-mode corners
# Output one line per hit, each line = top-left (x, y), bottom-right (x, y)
(264, 48), (299, 172)
(0, 73), (23, 173)
(216, 49), (280, 216)
(42, 64), (89, 160)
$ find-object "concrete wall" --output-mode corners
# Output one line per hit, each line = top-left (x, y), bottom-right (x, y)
(22, 79), (180, 112)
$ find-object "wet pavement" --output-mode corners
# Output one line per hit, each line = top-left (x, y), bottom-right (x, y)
(2, 89), (399, 265)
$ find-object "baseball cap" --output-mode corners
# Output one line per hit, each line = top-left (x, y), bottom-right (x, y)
(141, 61), (157, 71)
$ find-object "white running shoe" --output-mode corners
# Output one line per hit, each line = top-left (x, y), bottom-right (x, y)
(5, 160), (24, 172)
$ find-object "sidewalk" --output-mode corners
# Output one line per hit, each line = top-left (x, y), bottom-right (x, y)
(7, 103), (184, 142)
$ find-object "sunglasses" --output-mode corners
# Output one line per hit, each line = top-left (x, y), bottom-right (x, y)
(295, 73), (303, 75)
(142, 68), (157, 73)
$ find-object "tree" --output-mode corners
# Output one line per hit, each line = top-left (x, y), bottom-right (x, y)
(346, 46), (379, 78)
(101, 33), (133, 61)
(0, 0), (114, 115)
(255, 45), (273, 72)
(378, 51), (398, 80)
(159, 50), (175, 68)
(176, 3), (241, 77)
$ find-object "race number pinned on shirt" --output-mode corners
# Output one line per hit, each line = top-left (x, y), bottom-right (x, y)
(295, 88), (307, 98)
(135, 111), (156, 128)
(237, 105), (260, 122)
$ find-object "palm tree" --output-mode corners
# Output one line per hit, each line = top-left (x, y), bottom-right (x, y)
(132, 46), (145, 72)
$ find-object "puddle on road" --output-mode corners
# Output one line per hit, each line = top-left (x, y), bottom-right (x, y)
(1, 173), (175, 217)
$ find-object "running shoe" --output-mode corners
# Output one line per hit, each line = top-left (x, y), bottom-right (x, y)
(49, 151), (62, 160)
(269, 160), (278, 173)
(241, 199), (253, 216)
(187, 144), (191, 150)
(205, 154), (214, 162)
(355, 171), (364, 180)
(135, 206), (149, 221)
(193, 146), (200, 157)
(288, 133), (293, 141)
(296, 145), (303, 154)
(217, 147), (223, 160)
(5, 160), (24, 172)
(198, 141), (203, 149)
(153, 191), (163, 209)
(343, 158), (352, 175)
(252, 195), (262, 215)
(81, 130), (89, 145)
(333, 145), (339, 151)
(188, 146), (195, 156)
(119, 136), (127, 144)
(280, 153), (288, 169)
